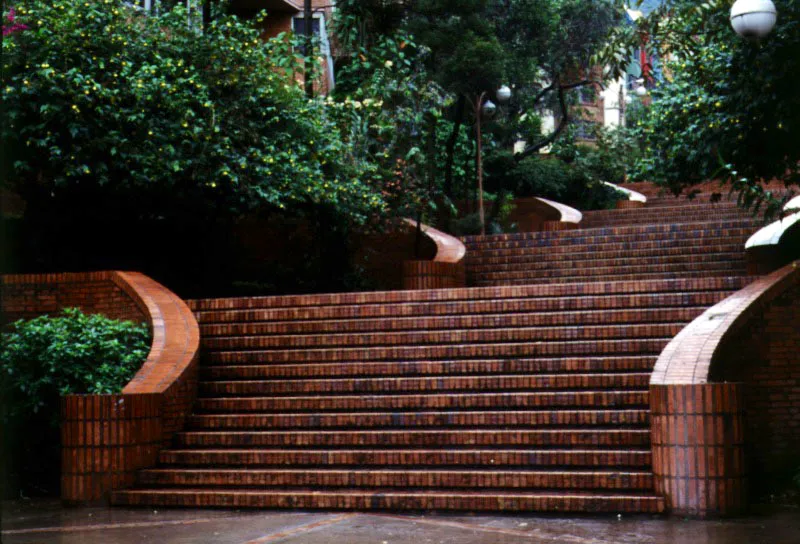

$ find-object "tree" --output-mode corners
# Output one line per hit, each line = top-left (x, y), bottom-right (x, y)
(332, 0), (622, 197)
(2, 0), (389, 227)
(599, 0), (800, 215)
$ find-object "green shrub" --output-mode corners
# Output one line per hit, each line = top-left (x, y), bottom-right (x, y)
(485, 152), (624, 211)
(0, 308), (151, 426)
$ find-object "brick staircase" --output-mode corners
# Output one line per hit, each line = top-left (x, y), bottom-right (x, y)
(113, 189), (761, 513)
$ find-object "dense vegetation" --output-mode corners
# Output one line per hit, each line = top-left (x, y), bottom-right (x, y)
(600, 0), (800, 215)
(1, 309), (150, 496)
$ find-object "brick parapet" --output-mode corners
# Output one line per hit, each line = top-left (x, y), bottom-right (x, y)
(0, 271), (199, 504)
(649, 261), (800, 517)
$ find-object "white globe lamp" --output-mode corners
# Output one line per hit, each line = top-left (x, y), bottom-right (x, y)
(481, 99), (497, 117)
(731, 0), (777, 39)
(496, 85), (512, 103)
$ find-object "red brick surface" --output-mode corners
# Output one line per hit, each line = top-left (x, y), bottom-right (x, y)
(1, 271), (200, 503)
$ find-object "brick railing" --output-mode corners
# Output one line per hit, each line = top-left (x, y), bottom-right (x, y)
(507, 197), (582, 232)
(649, 261), (800, 517)
(1, 271), (199, 503)
(401, 219), (466, 290)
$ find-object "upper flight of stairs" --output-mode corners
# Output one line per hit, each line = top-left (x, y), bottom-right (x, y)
(113, 188), (761, 514)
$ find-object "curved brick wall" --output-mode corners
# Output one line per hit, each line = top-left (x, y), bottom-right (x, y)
(650, 261), (800, 517)
(401, 219), (466, 290)
(1, 271), (199, 503)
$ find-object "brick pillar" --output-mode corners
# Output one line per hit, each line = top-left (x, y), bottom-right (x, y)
(650, 383), (747, 517)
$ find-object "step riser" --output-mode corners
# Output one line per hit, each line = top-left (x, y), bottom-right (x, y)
(157, 449), (654, 468)
(471, 271), (745, 286)
(136, 470), (655, 491)
(466, 238), (746, 261)
(189, 277), (747, 312)
(201, 357), (658, 379)
(187, 410), (650, 429)
(470, 261), (746, 282)
(111, 490), (665, 513)
(467, 245), (745, 267)
(199, 308), (706, 338)
(196, 391), (649, 412)
(175, 430), (651, 448)
(196, 292), (735, 325)
(466, 252), (744, 273)
(199, 374), (651, 396)
(465, 235), (751, 258)
(205, 339), (671, 364)
(462, 222), (757, 246)
(201, 324), (684, 352)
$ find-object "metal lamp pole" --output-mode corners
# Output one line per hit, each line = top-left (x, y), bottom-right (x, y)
(474, 91), (488, 235)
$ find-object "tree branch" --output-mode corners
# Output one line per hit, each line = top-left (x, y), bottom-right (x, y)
(516, 81), (571, 160)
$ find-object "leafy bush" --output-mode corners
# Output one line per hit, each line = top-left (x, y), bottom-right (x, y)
(2, 0), (388, 225)
(485, 151), (624, 211)
(1, 308), (151, 425)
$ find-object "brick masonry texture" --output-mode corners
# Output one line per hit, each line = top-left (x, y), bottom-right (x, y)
(650, 262), (800, 517)
(113, 188), (788, 515)
(0, 271), (200, 503)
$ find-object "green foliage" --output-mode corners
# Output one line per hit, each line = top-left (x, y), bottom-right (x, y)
(0, 309), (150, 426)
(485, 151), (624, 211)
(603, 0), (800, 215)
(333, 32), (450, 219)
(2, 0), (388, 224)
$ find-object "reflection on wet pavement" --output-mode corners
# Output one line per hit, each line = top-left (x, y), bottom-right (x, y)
(2, 499), (799, 543)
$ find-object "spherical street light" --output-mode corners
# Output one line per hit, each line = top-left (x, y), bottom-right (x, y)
(634, 79), (648, 97)
(496, 85), (512, 103)
(730, 0), (777, 39)
(481, 99), (497, 117)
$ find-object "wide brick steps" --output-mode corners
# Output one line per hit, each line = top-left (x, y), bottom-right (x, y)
(200, 356), (659, 379)
(153, 448), (655, 468)
(113, 488), (665, 513)
(187, 409), (651, 429)
(174, 428), (651, 448)
(580, 203), (756, 228)
(199, 373), (651, 397)
(194, 390), (650, 412)
(135, 468), (655, 491)
(114, 195), (758, 514)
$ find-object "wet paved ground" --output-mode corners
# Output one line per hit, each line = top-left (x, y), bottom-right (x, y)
(2, 500), (799, 543)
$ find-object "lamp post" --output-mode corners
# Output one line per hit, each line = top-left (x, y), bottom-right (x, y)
(474, 87), (511, 235)
(730, 0), (777, 39)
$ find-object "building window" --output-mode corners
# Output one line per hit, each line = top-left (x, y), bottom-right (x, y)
(292, 16), (322, 55)
(578, 85), (597, 105)
(574, 119), (599, 140)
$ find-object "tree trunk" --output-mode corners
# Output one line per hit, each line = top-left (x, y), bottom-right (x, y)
(443, 94), (466, 197)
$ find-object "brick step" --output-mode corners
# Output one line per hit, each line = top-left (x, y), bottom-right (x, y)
(461, 219), (757, 246)
(187, 409), (650, 429)
(466, 251), (744, 275)
(196, 290), (740, 325)
(471, 270), (746, 287)
(111, 487), (665, 513)
(466, 239), (745, 263)
(175, 428), (651, 448)
(134, 468), (655, 491)
(580, 212), (752, 227)
(189, 277), (747, 313)
(582, 201), (742, 216)
(470, 261), (746, 282)
(199, 373), (651, 396)
(201, 323), (684, 352)
(199, 307), (709, 338)
(195, 390), (649, 413)
(201, 356), (658, 380)
(579, 207), (748, 220)
(156, 448), (654, 468)
(466, 227), (757, 255)
(205, 338), (671, 364)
